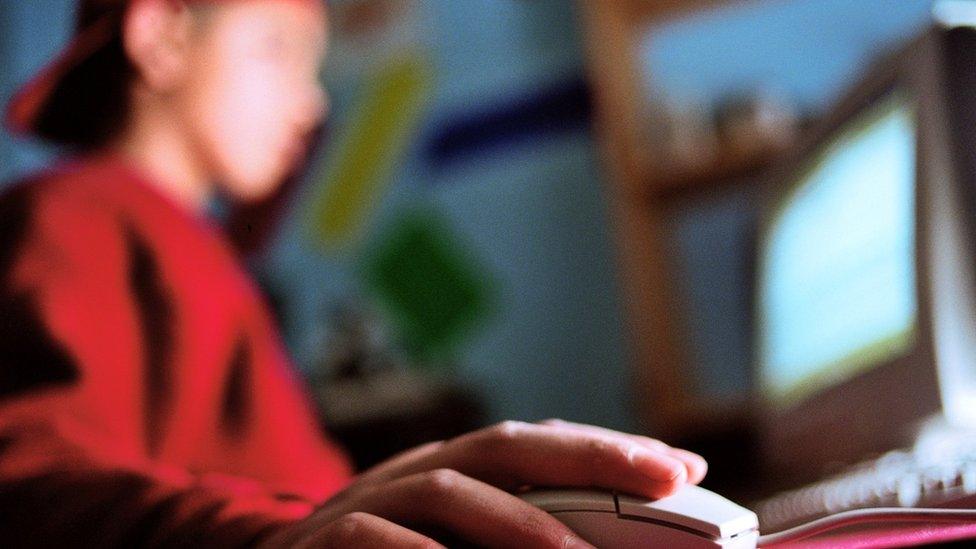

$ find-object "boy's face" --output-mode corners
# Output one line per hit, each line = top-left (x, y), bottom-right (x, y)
(176, 0), (328, 202)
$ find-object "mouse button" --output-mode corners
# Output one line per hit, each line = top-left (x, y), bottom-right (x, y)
(551, 511), (729, 549)
(616, 485), (759, 540)
(520, 489), (616, 513)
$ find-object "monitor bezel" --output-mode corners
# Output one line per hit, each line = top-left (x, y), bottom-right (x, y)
(753, 29), (945, 483)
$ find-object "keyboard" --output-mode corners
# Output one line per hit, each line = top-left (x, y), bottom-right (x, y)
(755, 436), (976, 533)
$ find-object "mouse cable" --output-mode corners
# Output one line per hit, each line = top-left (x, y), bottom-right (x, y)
(756, 507), (976, 547)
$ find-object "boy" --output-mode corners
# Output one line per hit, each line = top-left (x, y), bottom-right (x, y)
(0, 0), (707, 546)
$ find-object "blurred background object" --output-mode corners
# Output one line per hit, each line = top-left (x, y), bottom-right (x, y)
(0, 0), (939, 478)
(581, 0), (935, 496)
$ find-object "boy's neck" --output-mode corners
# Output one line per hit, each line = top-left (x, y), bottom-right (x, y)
(113, 107), (214, 213)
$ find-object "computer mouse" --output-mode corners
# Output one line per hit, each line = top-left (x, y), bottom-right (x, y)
(521, 484), (759, 548)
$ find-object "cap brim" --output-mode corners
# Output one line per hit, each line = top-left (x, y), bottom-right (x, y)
(5, 15), (116, 137)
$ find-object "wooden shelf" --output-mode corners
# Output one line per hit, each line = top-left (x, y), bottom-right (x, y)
(579, 0), (757, 440)
(644, 147), (783, 200)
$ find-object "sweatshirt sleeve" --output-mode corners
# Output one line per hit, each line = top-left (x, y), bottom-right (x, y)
(0, 183), (312, 546)
(0, 415), (301, 548)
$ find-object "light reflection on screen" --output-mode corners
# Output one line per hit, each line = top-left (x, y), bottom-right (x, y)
(759, 92), (917, 406)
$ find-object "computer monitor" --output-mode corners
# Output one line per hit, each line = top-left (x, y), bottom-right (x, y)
(754, 20), (976, 482)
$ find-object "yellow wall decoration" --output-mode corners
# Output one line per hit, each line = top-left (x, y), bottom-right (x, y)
(311, 53), (433, 250)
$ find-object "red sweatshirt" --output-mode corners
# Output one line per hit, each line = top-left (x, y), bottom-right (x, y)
(0, 155), (352, 546)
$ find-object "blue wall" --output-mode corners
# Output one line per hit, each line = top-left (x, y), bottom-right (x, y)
(262, 0), (635, 430)
(642, 0), (935, 114)
(0, 0), (73, 184)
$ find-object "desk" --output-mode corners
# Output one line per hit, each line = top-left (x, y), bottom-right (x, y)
(795, 522), (976, 548)
(315, 370), (484, 470)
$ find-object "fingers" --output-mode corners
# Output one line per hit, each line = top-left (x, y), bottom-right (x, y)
(309, 512), (444, 549)
(460, 421), (689, 499)
(666, 447), (709, 485)
(539, 419), (708, 485)
(356, 440), (446, 486)
(259, 512), (443, 549)
(317, 469), (594, 549)
(363, 421), (688, 499)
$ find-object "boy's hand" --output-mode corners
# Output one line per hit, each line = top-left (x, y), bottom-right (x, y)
(263, 420), (707, 548)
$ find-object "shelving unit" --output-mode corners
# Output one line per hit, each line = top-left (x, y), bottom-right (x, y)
(578, 0), (776, 440)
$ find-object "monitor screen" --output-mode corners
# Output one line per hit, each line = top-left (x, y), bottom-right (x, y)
(757, 91), (918, 408)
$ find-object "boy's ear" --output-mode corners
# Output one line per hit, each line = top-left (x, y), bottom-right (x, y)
(123, 0), (196, 91)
